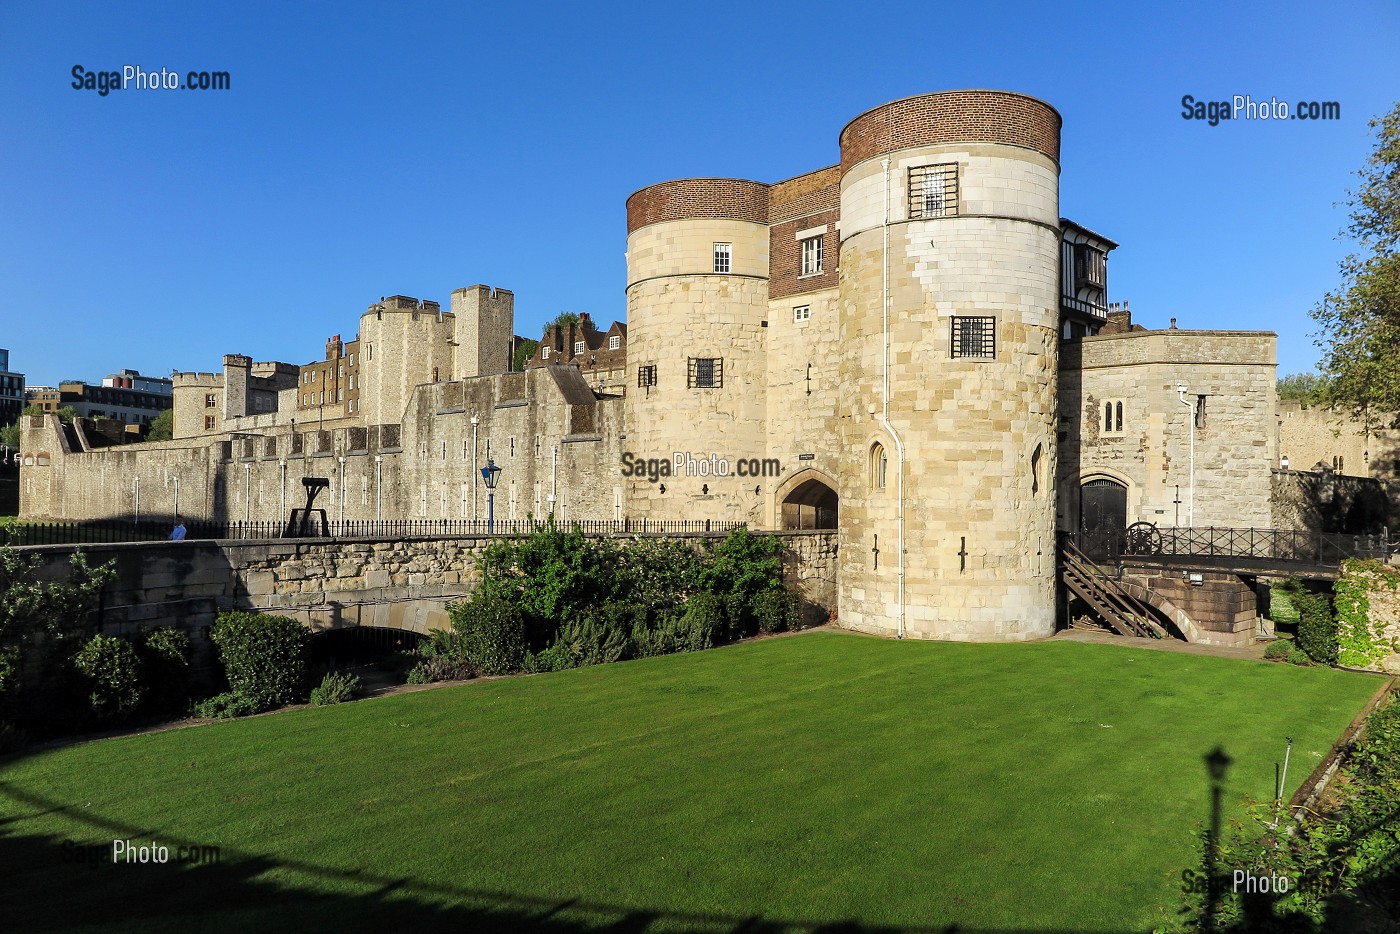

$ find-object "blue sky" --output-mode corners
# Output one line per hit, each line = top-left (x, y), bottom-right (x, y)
(1, 0), (1397, 387)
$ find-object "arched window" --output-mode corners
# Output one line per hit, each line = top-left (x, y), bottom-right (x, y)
(871, 442), (888, 490)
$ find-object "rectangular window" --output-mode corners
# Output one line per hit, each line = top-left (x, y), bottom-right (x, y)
(205, 394), (216, 407)
(1074, 244), (1107, 289)
(637, 364), (657, 387)
(574, 341), (585, 354)
(542, 346), (550, 360)
(950, 316), (996, 359)
(204, 415), (215, 429)
(349, 352), (355, 366)
(909, 163), (959, 218)
(688, 357), (723, 389)
(608, 335), (621, 350)
(793, 305), (811, 323)
(713, 242), (732, 274)
(800, 236), (823, 276)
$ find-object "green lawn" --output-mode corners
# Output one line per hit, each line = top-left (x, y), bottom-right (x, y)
(0, 633), (1384, 933)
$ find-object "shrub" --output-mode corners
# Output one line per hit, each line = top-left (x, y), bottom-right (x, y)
(523, 641), (576, 674)
(1263, 639), (1294, 660)
(554, 608), (633, 667)
(406, 655), (475, 684)
(192, 691), (262, 719)
(208, 611), (310, 712)
(676, 593), (726, 652)
(449, 596), (527, 675)
(1286, 645), (1313, 666)
(72, 634), (144, 723)
(631, 612), (681, 659)
(309, 670), (360, 706)
(752, 588), (801, 634)
(139, 627), (192, 716)
(1294, 591), (1338, 666)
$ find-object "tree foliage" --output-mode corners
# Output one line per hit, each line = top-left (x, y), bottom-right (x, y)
(540, 312), (580, 336)
(1276, 372), (1328, 406)
(512, 338), (539, 372)
(146, 408), (174, 442)
(1313, 102), (1400, 429)
(0, 423), (17, 448)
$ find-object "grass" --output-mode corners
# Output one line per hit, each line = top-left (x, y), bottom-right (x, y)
(0, 632), (1385, 933)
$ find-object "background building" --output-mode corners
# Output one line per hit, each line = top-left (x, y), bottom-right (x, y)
(0, 349), (24, 427)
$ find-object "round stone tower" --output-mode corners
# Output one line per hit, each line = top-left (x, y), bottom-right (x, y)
(836, 90), (1062, 640)
(623, 178), (771, 523)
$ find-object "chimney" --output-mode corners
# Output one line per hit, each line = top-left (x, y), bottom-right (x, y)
(326, 334), (343, 360)
(1170, 317), (1177, 330)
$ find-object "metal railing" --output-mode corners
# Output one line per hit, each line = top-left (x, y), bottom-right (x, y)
(2, 517), (746, 547)
(1063, 526), (1395, 568)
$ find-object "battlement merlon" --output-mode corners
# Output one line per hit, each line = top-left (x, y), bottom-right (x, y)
(172, 371), (222, 386)
(364, 295), (445, 317)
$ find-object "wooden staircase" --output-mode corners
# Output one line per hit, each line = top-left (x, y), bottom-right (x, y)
(1060, 538), (1167, 639)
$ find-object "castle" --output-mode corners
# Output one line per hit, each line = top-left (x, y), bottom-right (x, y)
(23, 90), (1391, 643)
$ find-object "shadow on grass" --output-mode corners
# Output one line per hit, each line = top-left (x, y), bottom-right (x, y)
(0, 780), (1141, 934)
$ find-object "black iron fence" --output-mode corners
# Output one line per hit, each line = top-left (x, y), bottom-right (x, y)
(1063, 526), (1396, 568)
(1, 517), (746, 548)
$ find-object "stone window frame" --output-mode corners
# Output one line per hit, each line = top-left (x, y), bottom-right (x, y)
(637, 364), (657, 388)
(793, 305), (811, 323)
(687, 357), (722, 390)
(909, 163), (959, 219)
(1100, 398), (1126, 437)
(870, 442), (888, 491)
(713, 242), (732, 274)
(800, 236), (824, 276)
(204, 415), (216, 430)
(950, 315), (996, 359)
(204, 393), (217, 407)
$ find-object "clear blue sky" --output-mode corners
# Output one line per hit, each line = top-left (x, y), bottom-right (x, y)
(2, 1), (1397, 387)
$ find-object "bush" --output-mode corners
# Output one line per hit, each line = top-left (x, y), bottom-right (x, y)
(139, 627), (192, 716)
(72, 634), (144, 723)
(449, 596), (527, 675)
(192, 691), (262, 719)
(752, 588), (801, 634)
(208, 612), (310, 712)
(523, 641), (576, 673)
(1263, 639), (1294, 660)
(1286, 645), (1313, 666)
(1294, 591), (1339, 666)
(676, 593), (726, 652)
(406, 655), (475, 684)
(631, 611), (681, 659)
(309, 670), (360, 706)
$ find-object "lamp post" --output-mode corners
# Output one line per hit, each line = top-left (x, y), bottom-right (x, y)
(373, 455), (383, 522)
(337, 456), (346, 530)
(481, 457), (502, 533)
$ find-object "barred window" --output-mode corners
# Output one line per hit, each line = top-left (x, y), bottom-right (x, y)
(713, 242), (731, 274)
(910, 164), (958, 219)
(688, 357), (723, 389)
(800, 236), (823, 275)
(637, 364), (657, 387)
(950, 316), (996, 359)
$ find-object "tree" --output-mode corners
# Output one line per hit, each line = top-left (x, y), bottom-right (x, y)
(540, 312), (579, 336)
(1277, 372), (1328, 405)
(146, 409), (173, 442)
(1313, 102), (1400, 430)
(513, 338), (539, 372)
(55, 406), (77, 425)
(0, 423), (16, 449)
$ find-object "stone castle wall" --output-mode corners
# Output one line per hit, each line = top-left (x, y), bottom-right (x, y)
(1059, 330), (1278, 529)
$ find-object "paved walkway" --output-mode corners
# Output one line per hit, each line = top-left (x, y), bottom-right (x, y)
(1052, 626), (1271, 661)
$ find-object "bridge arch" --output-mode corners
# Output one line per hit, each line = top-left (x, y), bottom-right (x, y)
(1112, 578), (1204, 643)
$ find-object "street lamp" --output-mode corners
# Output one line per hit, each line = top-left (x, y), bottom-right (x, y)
(480, 457), (502, 533)
(1177, 385), (1195, 527)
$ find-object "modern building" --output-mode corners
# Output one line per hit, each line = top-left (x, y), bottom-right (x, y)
(0, 349), (24, 427)
(25, 370), (173, 430)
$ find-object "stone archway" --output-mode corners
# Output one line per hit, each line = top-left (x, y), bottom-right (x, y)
(781, 477), (838, 530)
